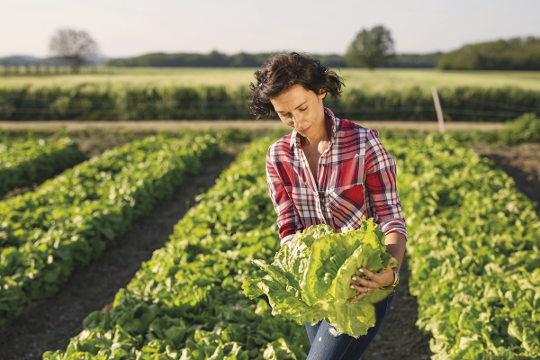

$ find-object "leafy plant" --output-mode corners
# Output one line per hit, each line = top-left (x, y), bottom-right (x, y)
(243, 220), (397, 338)
(0, 137), (85, 196)
(500, 112), (540, 144)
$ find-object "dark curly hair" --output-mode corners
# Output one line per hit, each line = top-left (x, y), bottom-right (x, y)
(248, 52), (345, 119)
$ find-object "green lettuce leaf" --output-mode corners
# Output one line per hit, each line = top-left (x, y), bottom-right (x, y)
(242, 218), (397, 338)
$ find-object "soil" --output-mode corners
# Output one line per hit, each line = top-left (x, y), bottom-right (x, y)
(0, 127), (538, 360)
(0, 146), (241, 360)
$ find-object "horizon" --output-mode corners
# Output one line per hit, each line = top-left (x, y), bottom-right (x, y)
(1, 34), (535, 61)
(2, 47), (450, 60)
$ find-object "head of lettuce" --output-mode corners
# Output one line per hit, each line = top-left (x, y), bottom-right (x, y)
(242, 218), (398, 338)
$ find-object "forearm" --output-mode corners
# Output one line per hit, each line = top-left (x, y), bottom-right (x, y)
(384, 231), (407, 272)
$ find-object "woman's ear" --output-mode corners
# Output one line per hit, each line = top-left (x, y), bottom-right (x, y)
(319, 88), (327, 100)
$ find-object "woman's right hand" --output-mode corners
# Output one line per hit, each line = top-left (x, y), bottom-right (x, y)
(348, 264), (394, 303)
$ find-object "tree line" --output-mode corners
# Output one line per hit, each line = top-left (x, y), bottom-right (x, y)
(105, 50), (443, 68)
(108, 37), (539, 70)
(2, 26), (538, 72)
(437, 36), (540, 70)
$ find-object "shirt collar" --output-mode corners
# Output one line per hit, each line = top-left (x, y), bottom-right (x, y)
(289, 106), (338, 149)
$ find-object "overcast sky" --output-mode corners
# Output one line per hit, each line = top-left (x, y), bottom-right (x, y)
(1, 0), (539, 58)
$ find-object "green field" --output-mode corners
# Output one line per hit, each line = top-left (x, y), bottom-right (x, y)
(2, 67), (540, 93)
(1, 126), (538, 358)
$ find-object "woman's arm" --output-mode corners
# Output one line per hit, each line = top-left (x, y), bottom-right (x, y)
(364, 128), (409, 243)
(384, 231), (407, 272)
(349, 129), (408, 303)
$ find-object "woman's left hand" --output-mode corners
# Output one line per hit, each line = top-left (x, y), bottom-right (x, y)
(348, 264), (394, 303)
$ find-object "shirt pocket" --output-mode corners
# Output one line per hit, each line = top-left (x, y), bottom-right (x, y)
(327, 183), (368, 231)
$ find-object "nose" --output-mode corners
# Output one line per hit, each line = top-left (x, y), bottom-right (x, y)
(292, 114), (306, 129)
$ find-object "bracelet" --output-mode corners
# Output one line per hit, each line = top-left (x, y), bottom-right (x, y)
(381, 268), (400, 290)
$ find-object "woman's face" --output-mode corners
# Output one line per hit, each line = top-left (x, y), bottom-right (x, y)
(270, 84), (327, 139)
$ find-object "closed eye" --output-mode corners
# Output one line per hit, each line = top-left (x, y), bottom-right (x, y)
(279, 107), (307, 124)
(280, 107), (307, 117)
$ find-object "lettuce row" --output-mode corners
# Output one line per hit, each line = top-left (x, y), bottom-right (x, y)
(43, 138), (311, 359)
(0, 137), (86, 196)
(392, 134), (539, 359)
(0, 133), (219, 327)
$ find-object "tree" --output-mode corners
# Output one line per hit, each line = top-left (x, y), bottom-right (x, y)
(345, 25), (395, 69)
(49, 28), (99, 73)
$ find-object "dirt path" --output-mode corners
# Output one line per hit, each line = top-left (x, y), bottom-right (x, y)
(0, 120), (503, 131)
(0, 149), (241, 360)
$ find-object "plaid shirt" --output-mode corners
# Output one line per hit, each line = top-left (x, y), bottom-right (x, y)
(266, 106), (409, 247)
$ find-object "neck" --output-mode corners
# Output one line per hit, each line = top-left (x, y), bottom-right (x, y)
(302, 113), (332, 146)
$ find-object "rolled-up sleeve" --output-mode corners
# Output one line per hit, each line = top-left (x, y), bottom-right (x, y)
(364, 129), (409, 241)
(266, 147), (303, 246)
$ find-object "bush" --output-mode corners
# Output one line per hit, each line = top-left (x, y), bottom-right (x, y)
(0, 84), (538, 122)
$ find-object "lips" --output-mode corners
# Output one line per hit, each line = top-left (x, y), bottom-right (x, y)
(299, 125), (311, 134)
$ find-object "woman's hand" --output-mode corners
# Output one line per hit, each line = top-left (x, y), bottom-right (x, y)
(348, 264), (394, 303)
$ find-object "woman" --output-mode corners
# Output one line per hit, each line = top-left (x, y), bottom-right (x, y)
(248, 52), (408, 359)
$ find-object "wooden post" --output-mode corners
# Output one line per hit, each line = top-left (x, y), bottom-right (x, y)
(431, 87), (445, 133)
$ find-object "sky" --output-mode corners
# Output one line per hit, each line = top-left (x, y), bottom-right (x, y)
(1, 0), (539, 58)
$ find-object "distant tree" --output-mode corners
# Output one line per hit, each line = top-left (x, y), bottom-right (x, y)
(345, 25), (395, 69)
(49, 28), (99, 73)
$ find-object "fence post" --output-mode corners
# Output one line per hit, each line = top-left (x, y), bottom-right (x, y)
(431, 87), (445, 133)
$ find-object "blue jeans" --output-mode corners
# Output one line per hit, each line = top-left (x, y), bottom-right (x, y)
(304, 293), (394, 360)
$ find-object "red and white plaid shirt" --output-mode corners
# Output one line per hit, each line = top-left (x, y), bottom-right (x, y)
(266, 106), (409, 247)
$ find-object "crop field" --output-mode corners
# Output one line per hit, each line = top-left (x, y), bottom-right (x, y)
(0, 133), (219, 327)
(2, 67), (540, 92)
(0, 125), (538, 359)
(1, 68), (538, 122)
